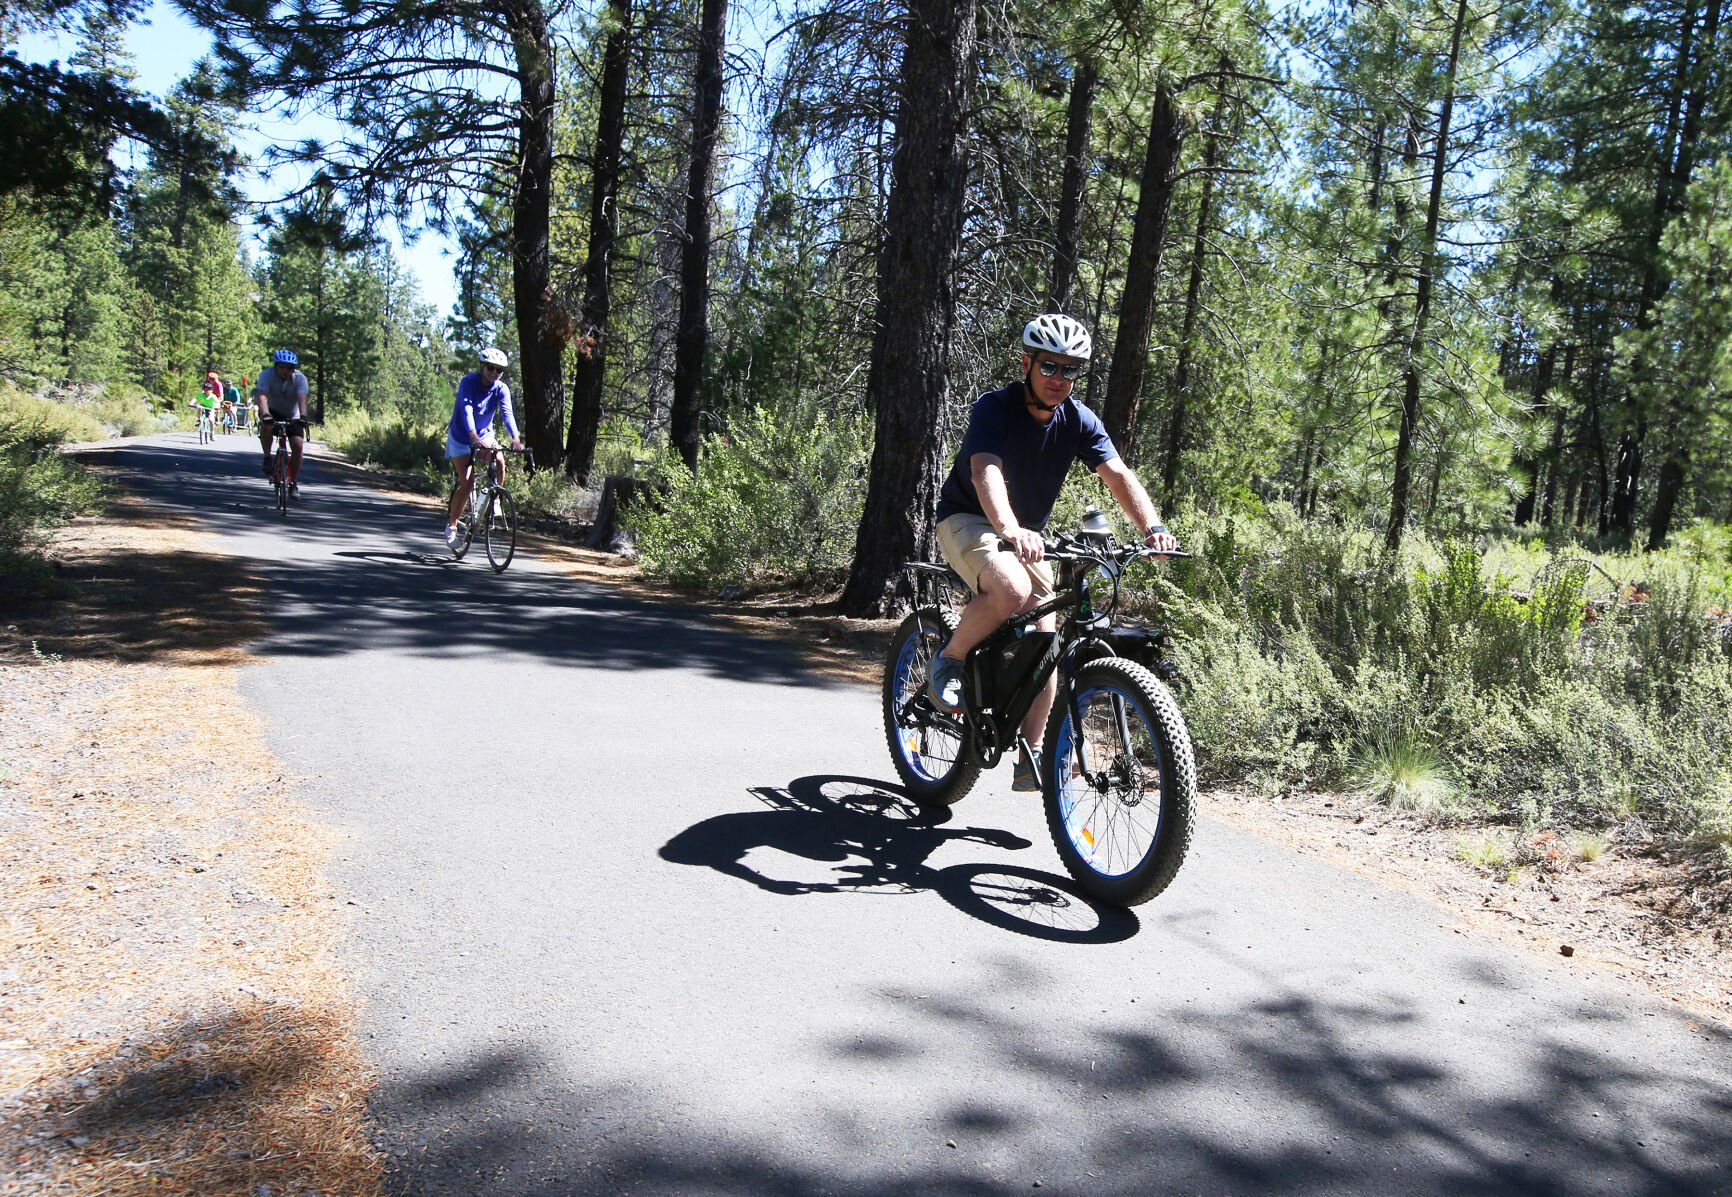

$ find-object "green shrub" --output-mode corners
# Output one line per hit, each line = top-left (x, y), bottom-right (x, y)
(1179, 622), (1336, 788)
(516, 466), (596, 523)
(633, 402), (868, 590)
(1121, 506), (1732, 849)
(1348, 727), (1461, 819)
(323, 408), (444, 473)
(0, 386), (105, 580)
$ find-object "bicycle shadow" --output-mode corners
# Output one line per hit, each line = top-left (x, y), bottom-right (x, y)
(660, 774), (1138, 944)
(331, 549), (460, 568)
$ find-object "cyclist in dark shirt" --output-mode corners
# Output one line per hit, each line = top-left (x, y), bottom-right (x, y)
(928, 313), (1179, 791)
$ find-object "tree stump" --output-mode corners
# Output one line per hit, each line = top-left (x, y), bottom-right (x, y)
(586, 475), (645, 551)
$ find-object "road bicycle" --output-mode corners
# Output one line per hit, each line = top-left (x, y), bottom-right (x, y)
(266, 418), (308, 515)
(196, 406), (215, 444)
(882, 510), (1197, 907)
(450, 444), (531, 572)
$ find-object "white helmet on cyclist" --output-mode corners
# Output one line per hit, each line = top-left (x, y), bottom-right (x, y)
(479, 347), (509, 369)
(1021, 313), (1092, 361)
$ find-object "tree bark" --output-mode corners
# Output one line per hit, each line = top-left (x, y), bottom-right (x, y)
(1616, 0), (1720, 537)
(1161, 75), (1229, 507)
(838, 0), (980, 616)
(510, 0), (568, 470)
(1645, 447), (1689, 550)
(1386, 0), (1468, 552)
(1101, 79), (1183, 460)
(565, 0), (634, 486)
(670, 0), (728, 473)
(1514, 342), (1557, 525)
(1048, 58), (1096, 313)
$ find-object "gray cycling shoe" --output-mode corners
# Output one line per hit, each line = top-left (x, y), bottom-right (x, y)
(1012, 747), (1043, 792)
(927, 654), (965, 714)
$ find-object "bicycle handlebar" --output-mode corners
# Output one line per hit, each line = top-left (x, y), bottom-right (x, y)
(996, 533), (1191, 563)
(471, 443), (533, 466)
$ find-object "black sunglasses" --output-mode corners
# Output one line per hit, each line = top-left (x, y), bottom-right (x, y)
(1036, 360), (1083, 381)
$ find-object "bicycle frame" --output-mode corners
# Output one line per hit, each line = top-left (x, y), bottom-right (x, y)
(906, 536), (1182, 774)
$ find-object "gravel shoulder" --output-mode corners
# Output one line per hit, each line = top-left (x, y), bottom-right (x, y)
(0, 491), (383, 1196)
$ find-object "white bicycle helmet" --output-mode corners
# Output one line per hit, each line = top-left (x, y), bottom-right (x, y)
(1021, 313), (1092, 361)
(479, 346), (510, 368)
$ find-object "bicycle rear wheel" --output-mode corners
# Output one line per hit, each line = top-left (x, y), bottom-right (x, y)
(882, 607), (979, 805)
(485, 489), (517, 572)
(1042, 658), (1196, 906)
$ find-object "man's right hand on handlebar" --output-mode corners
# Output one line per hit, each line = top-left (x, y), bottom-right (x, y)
(999, 525), (1045, 565)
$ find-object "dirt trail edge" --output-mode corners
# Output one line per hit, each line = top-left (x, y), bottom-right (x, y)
(0, 491), (384, 1197)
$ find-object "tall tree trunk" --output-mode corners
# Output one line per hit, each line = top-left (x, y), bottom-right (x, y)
(1614, 0), (1719, 536)
(1048, 58), (1096, 313)
(1640, 0), (1721, 548)
(1160, 75), (1229, 507)
(670, 0), (728, 472)
(565, 0), (634, 485)
(1514, 342), (1558, 524)
(1586, 382), (1610, 534)
(510, 1), (568, 470)
(1543, 342), (1577, 524)
(838, 0), (980, 617)
(1386, 0), (1468, 552)
(1646, 448), (1689, 550)
(1101, 79), (1183, 459)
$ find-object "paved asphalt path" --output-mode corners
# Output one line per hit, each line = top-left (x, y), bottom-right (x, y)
(80, 433), (1732, 1196)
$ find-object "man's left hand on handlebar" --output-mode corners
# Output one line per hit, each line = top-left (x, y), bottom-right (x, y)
(1143, 524), (1180, 558)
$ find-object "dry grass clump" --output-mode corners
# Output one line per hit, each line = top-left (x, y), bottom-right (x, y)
(1, 497), (383, 1195)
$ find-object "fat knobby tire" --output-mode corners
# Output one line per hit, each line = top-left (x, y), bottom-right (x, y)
(881, 606), (981, 806)
(1042, 656), (1197, 906)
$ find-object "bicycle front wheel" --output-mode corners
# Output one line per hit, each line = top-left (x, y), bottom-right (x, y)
(485, 489), (517, 572)
(882, 607), (979, 805)
(1042, 658), (1196, 906)
(450, 489), (475, 559)
(275, 450), (288, 514)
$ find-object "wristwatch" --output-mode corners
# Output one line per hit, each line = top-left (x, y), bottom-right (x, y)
(1146, 523), (1169, 538)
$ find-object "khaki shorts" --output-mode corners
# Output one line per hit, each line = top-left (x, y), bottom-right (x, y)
(936, 512), (1056, 600)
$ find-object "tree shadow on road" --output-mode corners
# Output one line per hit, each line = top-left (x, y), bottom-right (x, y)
(38, 441), (839, 687)
(360, 972), (1732, 1197)
(660, 774), (1139, 943)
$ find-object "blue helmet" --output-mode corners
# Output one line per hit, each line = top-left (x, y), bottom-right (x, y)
(272, 348), (299, 365)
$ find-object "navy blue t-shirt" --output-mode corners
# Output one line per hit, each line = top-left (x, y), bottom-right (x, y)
(935, 383), (1119, 532)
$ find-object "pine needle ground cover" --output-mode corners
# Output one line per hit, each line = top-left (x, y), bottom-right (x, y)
(0, 495), (383, 1196)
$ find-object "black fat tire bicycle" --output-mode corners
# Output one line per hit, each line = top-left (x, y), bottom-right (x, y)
(451, 445), (530, 572)
(881, 516), (1198, 907)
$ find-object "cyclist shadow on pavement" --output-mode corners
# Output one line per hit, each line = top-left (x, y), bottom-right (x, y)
(660, 774), (1138, 944)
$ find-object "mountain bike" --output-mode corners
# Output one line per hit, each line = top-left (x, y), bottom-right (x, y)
(450, 444), (531, 572)
(266, 418), (308, 515)
(882, 511), (1197, 907)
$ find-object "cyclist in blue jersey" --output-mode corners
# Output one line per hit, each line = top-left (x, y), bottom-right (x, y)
(444, 347), (525, 550)
(927, 314), (1179, 791)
